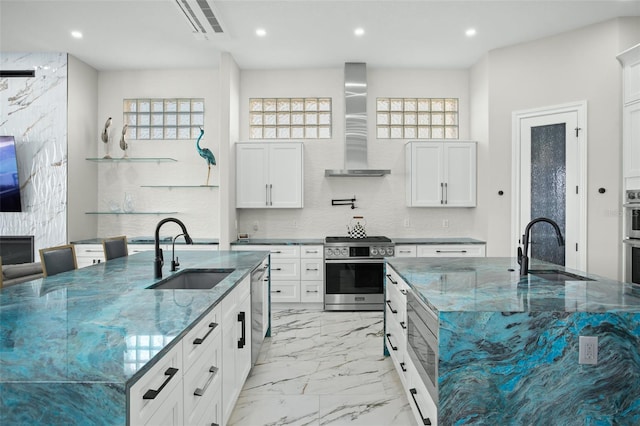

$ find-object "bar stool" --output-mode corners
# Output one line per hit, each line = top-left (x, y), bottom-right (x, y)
(39, 244), (78, 277)
(102, 236), (128, 261)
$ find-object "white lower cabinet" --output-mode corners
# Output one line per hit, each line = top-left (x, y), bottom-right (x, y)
(222, 276), (251, 426)
(129, 276), (254, 426)
(73, 244), (105, 268)
(395, 243), (486, 258)
(405, 357), (438, 426)
(233, 244), (323, 304)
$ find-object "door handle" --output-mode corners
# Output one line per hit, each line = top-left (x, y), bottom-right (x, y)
(193, 322), (218, 345)
(385, 333), (398, 351)
(386, 300), (397, 314)
(440, 182), (444, 204)
(142, 367), (179, 400)
(237, 312), (246, 349)
(444, 182), (448, 204)
(409, 388), (432, 425)
(386, 274), (398, 285)
(194, 366), (219, 397)
(269, 183), (273, 206)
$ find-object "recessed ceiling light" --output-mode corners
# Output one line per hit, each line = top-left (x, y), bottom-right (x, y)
(256, 28), (267, 37)
(71, 30), (83, 39)
(465, 28), (477, 37)
(354, 27), (365, 37)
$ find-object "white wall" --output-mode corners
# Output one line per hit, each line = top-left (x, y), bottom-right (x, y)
(236, 67), (484, 240)
(478, 17), (640, 279)
(0, 52), (68, 254)
(67, 55), (98, 242)
(96, 69), (220, 239)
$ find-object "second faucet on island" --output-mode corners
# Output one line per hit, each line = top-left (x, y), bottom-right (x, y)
(154, 217), (193, 278)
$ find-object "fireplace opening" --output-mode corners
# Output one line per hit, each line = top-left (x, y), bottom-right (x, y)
(0, 236), (34, 264)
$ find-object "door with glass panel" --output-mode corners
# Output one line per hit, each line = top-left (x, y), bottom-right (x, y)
(519, 111), (580, 269)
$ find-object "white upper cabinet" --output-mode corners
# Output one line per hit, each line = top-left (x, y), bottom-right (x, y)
(236, 142), (304, 208)
(618, 44), (640, 183)
(405, 141), (477, 207)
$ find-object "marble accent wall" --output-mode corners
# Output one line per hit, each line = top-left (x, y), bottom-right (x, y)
(439, 311), (640, 424)
(0, 53), (68, 254)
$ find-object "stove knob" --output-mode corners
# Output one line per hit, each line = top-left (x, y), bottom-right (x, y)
(630, 192), (637, 200)
(371, 248), (378, 256)
(341, 248), (348, 256)
(326, 248), (333, 257)
(387, 247), (394, 256)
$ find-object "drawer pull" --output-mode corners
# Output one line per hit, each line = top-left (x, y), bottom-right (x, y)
(194, 366), (219, 396)
(237, 312), (246, 349)
(306, 268), (319, 271)
(400, 362), (407, 372)
(385, 333), (397, 351)
(386, 300), (397, 314)
(142, 367), (179, 400)
(272, 290), (282, 293)
(399, 250), (412, 253)
(306, 290), (319, 293)
(305, 250), (319, 254)
(400, 321), (407, 330)
(400, 289), (407, 295)
(386, 274), (398, 285)
(271, 250), (282, 254)
(436, 249), (467, 254)
(409, 388), (432, 425)
(193, 322), (218, 345)
(272, 267), (283, 271)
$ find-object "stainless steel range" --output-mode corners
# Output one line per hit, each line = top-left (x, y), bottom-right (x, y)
(324, 236), (395, 311)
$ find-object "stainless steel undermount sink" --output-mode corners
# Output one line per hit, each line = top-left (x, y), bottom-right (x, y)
(147, 269), (234, 290)
(527, 269), (594, 282)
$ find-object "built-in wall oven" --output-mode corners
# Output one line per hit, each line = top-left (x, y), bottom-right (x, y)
(406, 288), (439, 405)
(624, 190), (640, 285)
(324, 236), (394, 311)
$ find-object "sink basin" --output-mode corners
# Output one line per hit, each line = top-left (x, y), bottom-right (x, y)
(527, 269), (594, 282)
(147, 269), (234, 290)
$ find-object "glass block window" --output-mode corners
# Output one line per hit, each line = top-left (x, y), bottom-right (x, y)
(123, 98), (204, 140)
(249, 97), (332, 139)
(376, 98), (458, 139)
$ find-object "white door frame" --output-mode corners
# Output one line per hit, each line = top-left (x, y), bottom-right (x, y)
(511, 101), (588, 271)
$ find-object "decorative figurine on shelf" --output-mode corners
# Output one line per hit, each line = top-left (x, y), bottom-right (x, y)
(196, 127), (216, 186)
(119, 124), (129, 158)
(101, 117), (112, 159)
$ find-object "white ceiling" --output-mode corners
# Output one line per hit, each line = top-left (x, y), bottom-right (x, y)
(1, 0), (639, 71)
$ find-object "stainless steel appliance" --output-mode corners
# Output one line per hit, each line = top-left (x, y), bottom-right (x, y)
(250, 261), (268, 365)
(324, 236), (394, 311)
(406, 288), (439, 405)
(624, 190), (640, 285)
(625, 190), (640, 239)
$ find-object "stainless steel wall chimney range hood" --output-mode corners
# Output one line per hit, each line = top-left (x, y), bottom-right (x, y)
(325, 63), (390, 177)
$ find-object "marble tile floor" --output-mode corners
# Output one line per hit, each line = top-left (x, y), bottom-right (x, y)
(228, 307), (417, 426)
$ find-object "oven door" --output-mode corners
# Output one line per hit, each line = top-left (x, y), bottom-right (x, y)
(407, 289), (439, 404)
(325, 258), (384, 295)
(625, 239), (640, 285)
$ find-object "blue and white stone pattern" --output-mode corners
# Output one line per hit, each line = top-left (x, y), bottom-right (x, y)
(0, 250), (268, 424)
(387, 257), (640, 425)
(0, 52), (68, 251)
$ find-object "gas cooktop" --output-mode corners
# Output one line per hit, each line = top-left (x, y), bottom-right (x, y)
(325, 236), (392, 244)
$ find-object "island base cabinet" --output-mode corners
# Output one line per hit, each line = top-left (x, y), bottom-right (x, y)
(405, 358), (438, 426)
(129, 342), (183, 426)
(221, 276), (252, 425)
(183, 329), (222, 425)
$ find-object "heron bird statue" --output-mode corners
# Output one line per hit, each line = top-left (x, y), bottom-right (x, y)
(120, 124), (129, 158)
(196, 128), (216, 186)
(101, 116), (112, 159)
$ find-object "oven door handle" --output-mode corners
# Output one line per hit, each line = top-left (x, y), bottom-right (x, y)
(325, 258), (384, 264)
(623, 239), (640, 247)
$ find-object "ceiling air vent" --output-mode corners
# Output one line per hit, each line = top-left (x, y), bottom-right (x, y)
(174, 0), (225, 40)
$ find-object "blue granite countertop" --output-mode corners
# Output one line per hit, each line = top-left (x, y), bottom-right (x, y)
(0, 250), (267, 424)
(232, 238), (324, 245)
(391, 237), (485, 245)
(387, 257), (640, 313)
(72, 237), (219, 245)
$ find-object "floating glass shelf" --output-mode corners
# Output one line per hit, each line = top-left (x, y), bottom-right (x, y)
(86, 157), (177, 162)
(140, 185), (219, 188)
(85, 212), (178, 215)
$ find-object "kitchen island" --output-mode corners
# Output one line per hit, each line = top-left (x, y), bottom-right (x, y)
(386, 257), (640, 425)
(0, 249), (268, 425)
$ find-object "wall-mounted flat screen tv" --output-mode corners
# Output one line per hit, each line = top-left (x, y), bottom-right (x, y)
(0, 135), (22, 212)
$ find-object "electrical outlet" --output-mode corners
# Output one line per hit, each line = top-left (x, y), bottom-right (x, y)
(442, 219), (449, 228)
(404, 218), (410, 227)
(579, 336), (598, 365)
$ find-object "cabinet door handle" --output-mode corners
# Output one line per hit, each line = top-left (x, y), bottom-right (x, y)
(272, 250), (282, 254)
(400, 321), (407, 330)
(386, 300), (397, 314)
(440, 182), (444, 205)
(409, 388), (432, 425)
(142, 367), (179, 400)
(272, 267), (282, 271)
(194, 366), (219, 396)
(436, 250), (467, 254)
(400, 289), (407, 295)
(265, 184), (269, 206)
(444, 182), (448, 205)
(306, 268), (319, 271)
(272, 290), (282, 293)
(399, 250), (412, 253)
(237, 311), (246, 349)
(386, 274), (398, 285)
(193, 322), (218, 345)
(306, 290), (319, 293)
(269, 183), (273, 206)
(385, 333), (398, 351)
(400, 362), (407, 372)
(305, 250), (318, 254)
